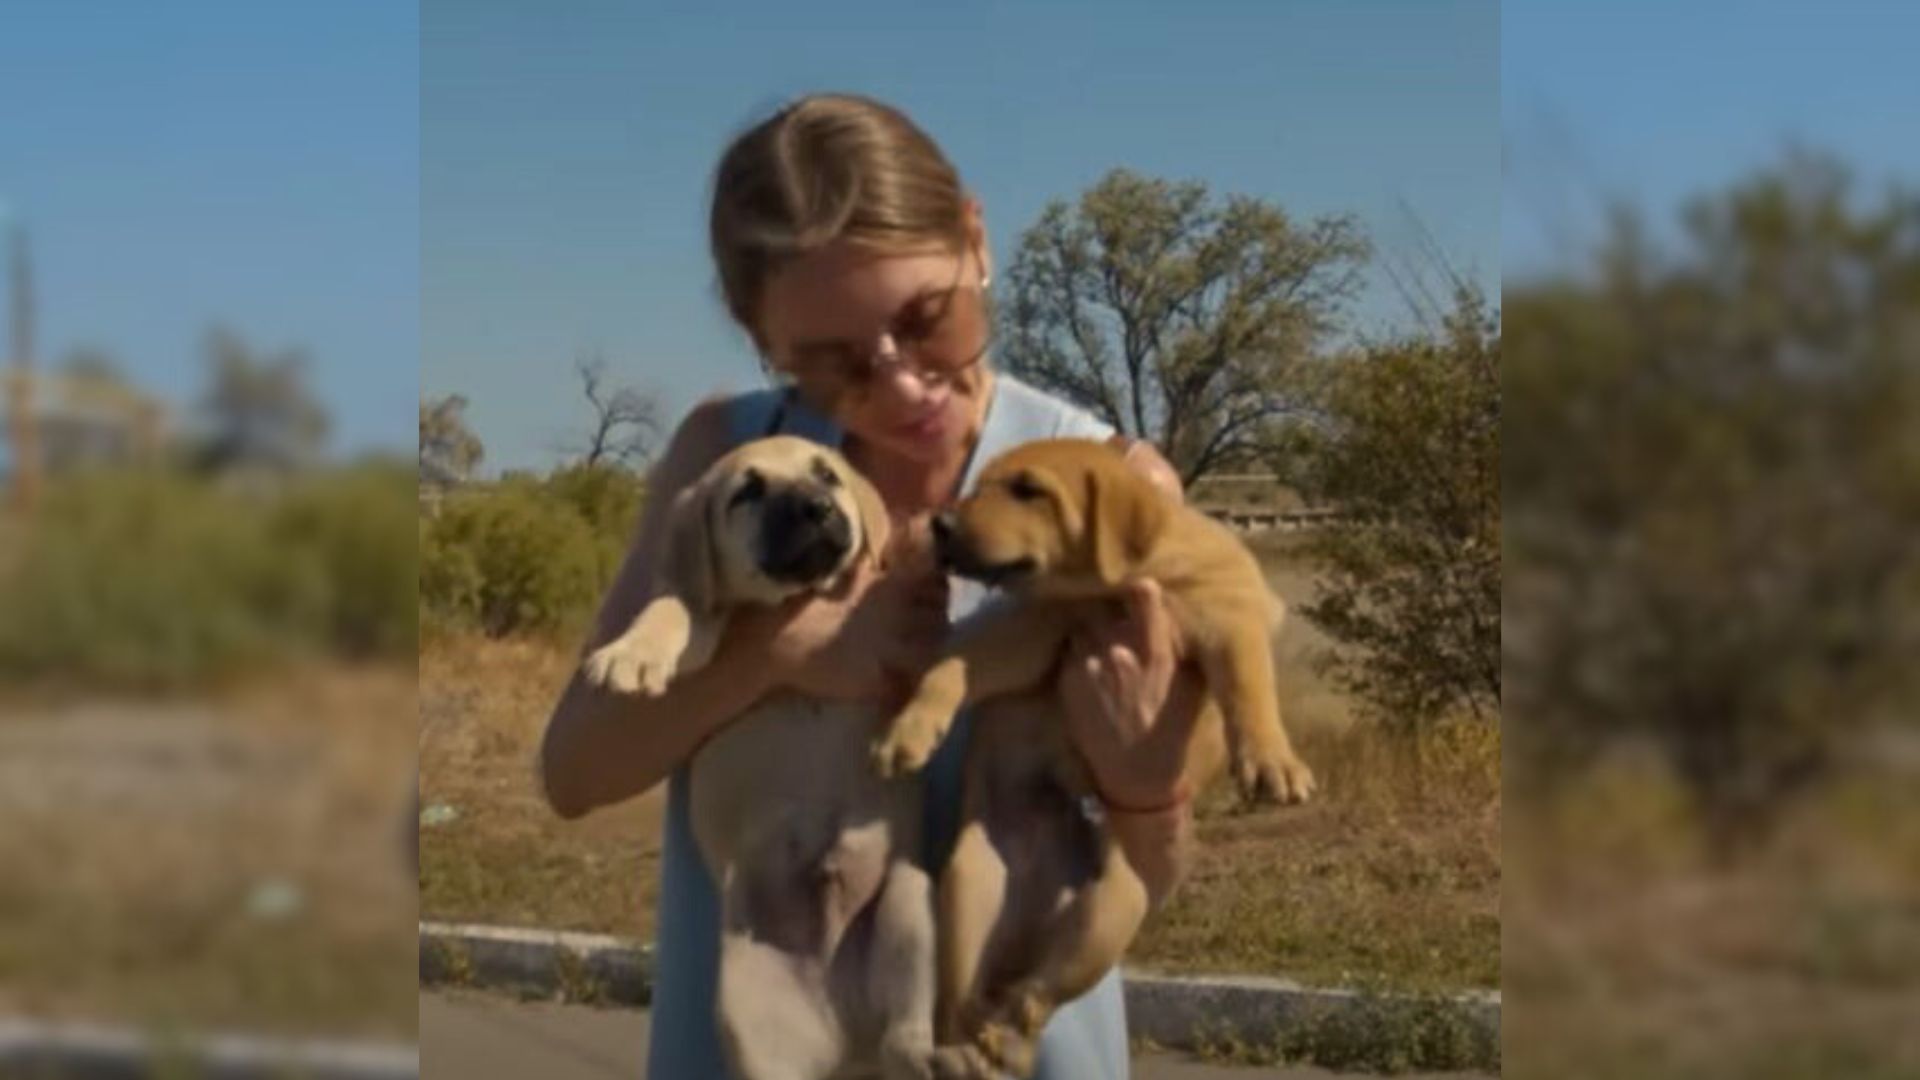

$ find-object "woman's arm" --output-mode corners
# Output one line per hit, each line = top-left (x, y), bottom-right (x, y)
(1103, 799), (1195, 911)
(538, 398), (776, 819)
(1058, 440), (1201, 909)
(539, 399), (944, 820)
(1058, 580), (1203, 910)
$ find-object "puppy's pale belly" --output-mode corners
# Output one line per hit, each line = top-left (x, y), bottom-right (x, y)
(688, 694), (922, 872)
(686, 693), (931, 1071)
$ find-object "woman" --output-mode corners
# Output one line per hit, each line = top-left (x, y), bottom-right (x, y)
(539, 93), (1204, 1078)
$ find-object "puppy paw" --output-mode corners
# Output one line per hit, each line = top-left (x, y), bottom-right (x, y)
(1238, 748), (1317, 806)
(871, 701), (950, 778)
(878, 1022), (936, 1080)
(973, 1020), (1037, 1079)
(582, 635), (675, 697)
(1005, 984), (1053, 1038)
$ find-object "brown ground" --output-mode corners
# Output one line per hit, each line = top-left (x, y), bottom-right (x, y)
(1503, 751), (1920, 1079)
(0, 666), (419, 1039)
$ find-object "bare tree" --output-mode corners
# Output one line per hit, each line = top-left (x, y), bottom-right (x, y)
(563, 352), (662, 470)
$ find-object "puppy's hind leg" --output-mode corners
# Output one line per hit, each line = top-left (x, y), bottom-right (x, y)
(867, 858), (937, 1080)
(935, 813), (1008, 1048)
(715, 929), (845, 1080)
(924, 815), (1016, 1080)
(964, 836), (1149, 1080)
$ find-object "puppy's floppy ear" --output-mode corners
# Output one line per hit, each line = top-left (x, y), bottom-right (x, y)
(1086, 458), (1169, 586)
(660, 477), (721, 613)
(843, 461), (893, 569)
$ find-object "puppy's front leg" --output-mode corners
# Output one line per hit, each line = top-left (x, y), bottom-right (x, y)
(872, 604), (1068, 778)
(583, 595), (726, 697)
(1200, 624), (1315, 804)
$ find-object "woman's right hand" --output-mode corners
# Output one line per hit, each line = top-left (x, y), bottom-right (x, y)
(741, 554), (949, 703)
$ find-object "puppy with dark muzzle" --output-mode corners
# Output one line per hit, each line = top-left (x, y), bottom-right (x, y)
(869, 437), (1314, 1080)
(585, 436), (939, 1080)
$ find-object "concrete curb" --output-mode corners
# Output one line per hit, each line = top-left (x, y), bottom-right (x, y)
(420, 920), (654, 1006)
(0, 1017), (417, 1080)
(419, 920), (1499, 1056)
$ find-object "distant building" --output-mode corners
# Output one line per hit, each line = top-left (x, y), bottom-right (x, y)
(0, 223), (171, 500)
(0, 369), (170, 477)
(1188, 473), (1340, 534)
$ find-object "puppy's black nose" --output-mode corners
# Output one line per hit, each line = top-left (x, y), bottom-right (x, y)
(931, 512), (955, 543)
(799, 492), (834, 523)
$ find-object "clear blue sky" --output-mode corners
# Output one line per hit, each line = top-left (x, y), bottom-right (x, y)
(1503, 0), (1920, 279)
(423, 0), (1501, 473)
(2, 1), (417, 456)
(12, 4), (1912, 472)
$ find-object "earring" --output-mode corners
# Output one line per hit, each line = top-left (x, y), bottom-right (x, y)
(981, 272), (992, 289)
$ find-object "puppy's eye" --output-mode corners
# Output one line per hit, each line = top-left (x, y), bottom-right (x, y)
(811, 457), (841, 488)
(728, 469), (766, 509)
(1007, 473), (1045, 502)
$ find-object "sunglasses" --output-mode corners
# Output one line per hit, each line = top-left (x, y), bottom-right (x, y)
(778, 256), (993, 412)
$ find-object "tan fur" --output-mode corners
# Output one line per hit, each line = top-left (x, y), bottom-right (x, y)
(583, 437), (935, 1080)
(584, 435), (890, 695)
(872, 438), (1314, 1079)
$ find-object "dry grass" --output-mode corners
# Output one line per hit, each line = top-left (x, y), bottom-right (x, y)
(1123, 531), (1500, 988)
(0, 665), (419, 1039)
(418, 638), (667, 939)
(1132, 716), (1500, 989)
(1504, 751), (1920, 1079)
(419, 534), (1502, 993)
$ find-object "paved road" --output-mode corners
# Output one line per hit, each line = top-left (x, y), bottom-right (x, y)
(421, 991), (1488, 1079)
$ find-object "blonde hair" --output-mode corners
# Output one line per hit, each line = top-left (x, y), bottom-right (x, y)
(709, 93), (970, 341)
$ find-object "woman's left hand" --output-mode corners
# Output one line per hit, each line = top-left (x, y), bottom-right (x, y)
(1058, 579), (1207, 811)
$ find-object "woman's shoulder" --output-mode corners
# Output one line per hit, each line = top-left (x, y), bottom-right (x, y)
(994, 373), (1114, 441)
(669, 387), (787, 455)
(650, 388), (782, 491)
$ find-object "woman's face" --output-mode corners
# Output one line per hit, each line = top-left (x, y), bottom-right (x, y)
(757, 238), (993, 467)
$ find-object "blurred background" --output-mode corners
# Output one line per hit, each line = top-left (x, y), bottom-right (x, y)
(1, 0), (419, 1050)
(1502, 2), (1920, 1077)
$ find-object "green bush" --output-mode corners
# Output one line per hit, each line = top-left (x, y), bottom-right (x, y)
(0, 461), (417, 689)
(419, 464), (642, 638)
(0, 470), (283, 686)
(419, 514), (483, 638)
(1504, 152), (1920, 848)
(1274, 289), (1500, 726)
(540, 462), (643, 542)
(269, 460), (419, 658)
(523, 461), (642, 585)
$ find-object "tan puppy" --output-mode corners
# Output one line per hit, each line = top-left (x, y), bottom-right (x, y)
(584, 436), (938, 1080)
(870, 438), (1314, 1079)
